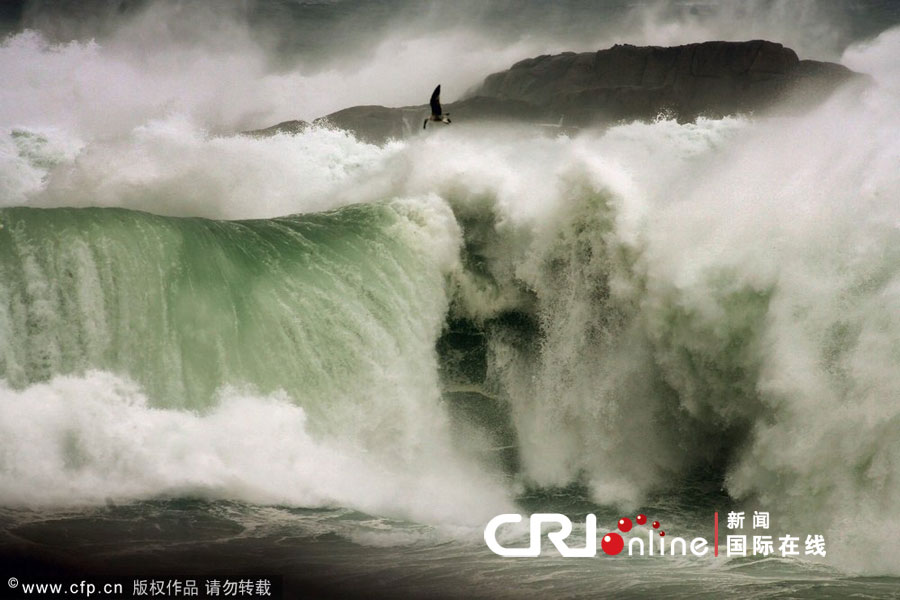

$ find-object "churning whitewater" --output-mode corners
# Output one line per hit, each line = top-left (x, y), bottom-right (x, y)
(2, 12), (900, 587)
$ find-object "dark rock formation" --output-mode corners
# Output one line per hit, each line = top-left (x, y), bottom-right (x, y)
(242, 119), (309, 138)
(247, 40), (858, 144)
(477, 40), (856, 126)
(312, 96), (553, 145)
(313, 105), (421, 144)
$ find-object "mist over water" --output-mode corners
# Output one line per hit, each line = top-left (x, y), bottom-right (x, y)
(4, 0), (900, 135)
(3, 0), (900, 588)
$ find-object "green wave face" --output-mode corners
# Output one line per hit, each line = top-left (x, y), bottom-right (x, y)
(0, 203), (455, 434)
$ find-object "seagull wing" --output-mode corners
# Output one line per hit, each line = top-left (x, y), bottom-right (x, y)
(429, 84), (442, 117)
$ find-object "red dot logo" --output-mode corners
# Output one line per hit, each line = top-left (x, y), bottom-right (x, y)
(602, 515), (666, 556)
(601, 532), (624, 555)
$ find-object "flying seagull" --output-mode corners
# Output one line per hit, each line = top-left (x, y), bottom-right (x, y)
(423, 84), (451, 129)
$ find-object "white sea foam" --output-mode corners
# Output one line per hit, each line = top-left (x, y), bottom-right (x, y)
(2, 1), (900, 576)
(0, 372), (511, 526)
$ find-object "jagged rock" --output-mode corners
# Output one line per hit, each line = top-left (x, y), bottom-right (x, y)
(313, 106), (419, 145)
(247, 40), (858, 144)
(313, 97), (552, 145)
(242, 120), (309, 137)
(477, 40), (857, 125)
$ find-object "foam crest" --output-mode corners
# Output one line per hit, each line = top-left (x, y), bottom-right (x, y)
(3, 4), (900, 575)
(0, 372), (510, 526)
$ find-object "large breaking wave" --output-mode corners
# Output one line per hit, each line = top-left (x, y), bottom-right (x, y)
(2, 11), (900, 576)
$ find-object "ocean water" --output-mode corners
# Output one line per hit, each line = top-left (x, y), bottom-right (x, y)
(3, 1), (900, 598)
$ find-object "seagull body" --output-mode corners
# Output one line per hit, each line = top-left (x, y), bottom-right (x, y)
(423, 84), (451, 128)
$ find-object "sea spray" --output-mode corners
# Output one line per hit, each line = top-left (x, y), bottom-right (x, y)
(2, 16), (900, 578)
(0, 197), (512, 524)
